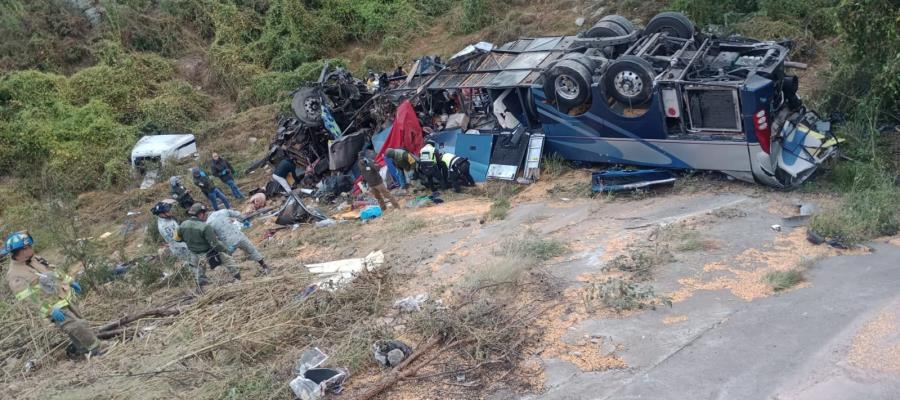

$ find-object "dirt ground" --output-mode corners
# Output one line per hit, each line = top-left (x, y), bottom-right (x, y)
(6, 170), (896, 400)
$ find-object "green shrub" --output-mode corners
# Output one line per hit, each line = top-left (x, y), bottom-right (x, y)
(209, 1), (264, 47)
(238, 70), (308, 110)
(734, 16), (817, 59)
(487, 197), (510, 221)
(819, 0), (900, 117)
(760, 0), (839, 36)
(0, 70), (67, 110)
(267, 44), (316, 71)
(497, 237), (568, 261)
(159, 0), (217, 39)
(0, 100), (137, 192)
(131, 52), (177, 84)
(585, 278), (672, 312)
(763, 269), (804, 291)
(381, 35), (404, 52)
(459, 0), (494, 33)
(116, 5), (185, 56)
(208, 44), (266, 99)
(138, 80), (212, 132)
(66, 65), (149, 117)
(362, 53), (396, 74)
(91, 39), (131, 67)
(541, 153), (572, 179)
(668, 0), (758, 26)
(809, 175), (899, 244)
(0, 0), (94, 71)
(416, 0), (454, 17)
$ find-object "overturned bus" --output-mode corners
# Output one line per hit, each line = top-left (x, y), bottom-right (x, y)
(388, 12), (839, 189)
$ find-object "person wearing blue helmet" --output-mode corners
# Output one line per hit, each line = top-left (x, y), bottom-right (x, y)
(152, 200), (191, 266)
(4, 231), (103, 358)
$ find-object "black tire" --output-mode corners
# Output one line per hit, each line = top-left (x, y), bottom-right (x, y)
(644, 12), (695, 39)
(561, 52), (597, 73)
(585, 20), (628, 38)
(544, 59), (592, 110)
(600, 15), (635, 34)
(603, 55), (655, 105)
(291, 87), (324, 127)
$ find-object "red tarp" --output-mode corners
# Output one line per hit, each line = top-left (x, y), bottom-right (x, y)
(375, 100), (424, 166)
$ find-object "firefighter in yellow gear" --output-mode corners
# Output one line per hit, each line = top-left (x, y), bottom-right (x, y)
(4, 231), (102, 357)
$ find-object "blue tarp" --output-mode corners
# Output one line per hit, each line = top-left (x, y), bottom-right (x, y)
(372, 126), (391, 153)
(455, 133), (494, 183)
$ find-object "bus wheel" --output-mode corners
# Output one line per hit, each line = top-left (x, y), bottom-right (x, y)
(604, 56), (654, 105)
(545, 59), (592, 110)
(585, 20), (628, 38)
(643, 12), (695, 39)
(291, 87), (324, 127)
(598, 15), (635, 35)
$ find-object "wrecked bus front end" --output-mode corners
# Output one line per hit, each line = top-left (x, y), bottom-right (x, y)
(531, 12), (839, 189)
(750, 106), (838, 189)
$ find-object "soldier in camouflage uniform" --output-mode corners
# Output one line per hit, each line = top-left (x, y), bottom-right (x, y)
(175, 203), (241, 285)
(206, 208), (270, 276)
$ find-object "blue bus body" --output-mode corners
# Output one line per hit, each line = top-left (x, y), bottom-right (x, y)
(378, 13), (839, 188)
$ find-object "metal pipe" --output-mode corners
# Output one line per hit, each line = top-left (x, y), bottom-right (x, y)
(784, 61), (808, 69)
(676, 38), (710, 81)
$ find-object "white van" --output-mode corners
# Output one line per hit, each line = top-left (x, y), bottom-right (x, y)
(130, 134), (198, 189)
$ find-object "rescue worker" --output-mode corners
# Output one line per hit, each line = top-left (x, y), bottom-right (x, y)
(418, 141), (447, 192)
(273, 158), (301, 186)
(4, 232), (103, 357)
(378, 73), (389, 93)
(385, 148), (418, 190)
(206, 208), (269, 276)
(210, 152), (244, 200)
(170, 176), (195, 210)
(441, 152), (476, 193)
(151, 201), (191, 264)
(392, 65), (405, 79)
(358, 150), (402, 211)
(175, 203), (240, 286)
(366, 70), (380, 92)
(191, 167), (230, 211)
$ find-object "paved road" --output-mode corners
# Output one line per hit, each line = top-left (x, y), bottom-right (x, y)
(535, 243), (900, 400)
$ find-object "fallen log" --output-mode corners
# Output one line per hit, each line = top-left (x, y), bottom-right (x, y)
(96, 307), (181, 333)
(97, 328), (127, 340)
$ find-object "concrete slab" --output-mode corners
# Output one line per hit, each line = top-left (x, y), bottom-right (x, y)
(535, 243), (900, 399)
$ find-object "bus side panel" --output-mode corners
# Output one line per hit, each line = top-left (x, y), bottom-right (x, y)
(533, 85), (750, 172)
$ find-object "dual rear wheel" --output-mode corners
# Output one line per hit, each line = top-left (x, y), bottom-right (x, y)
(546, 12), (695, 110)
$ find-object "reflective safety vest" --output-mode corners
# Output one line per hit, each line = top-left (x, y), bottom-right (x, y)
(7, 257), (75, 317)
(420, 144), (437, 163)
(441, 153), (461, 169)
